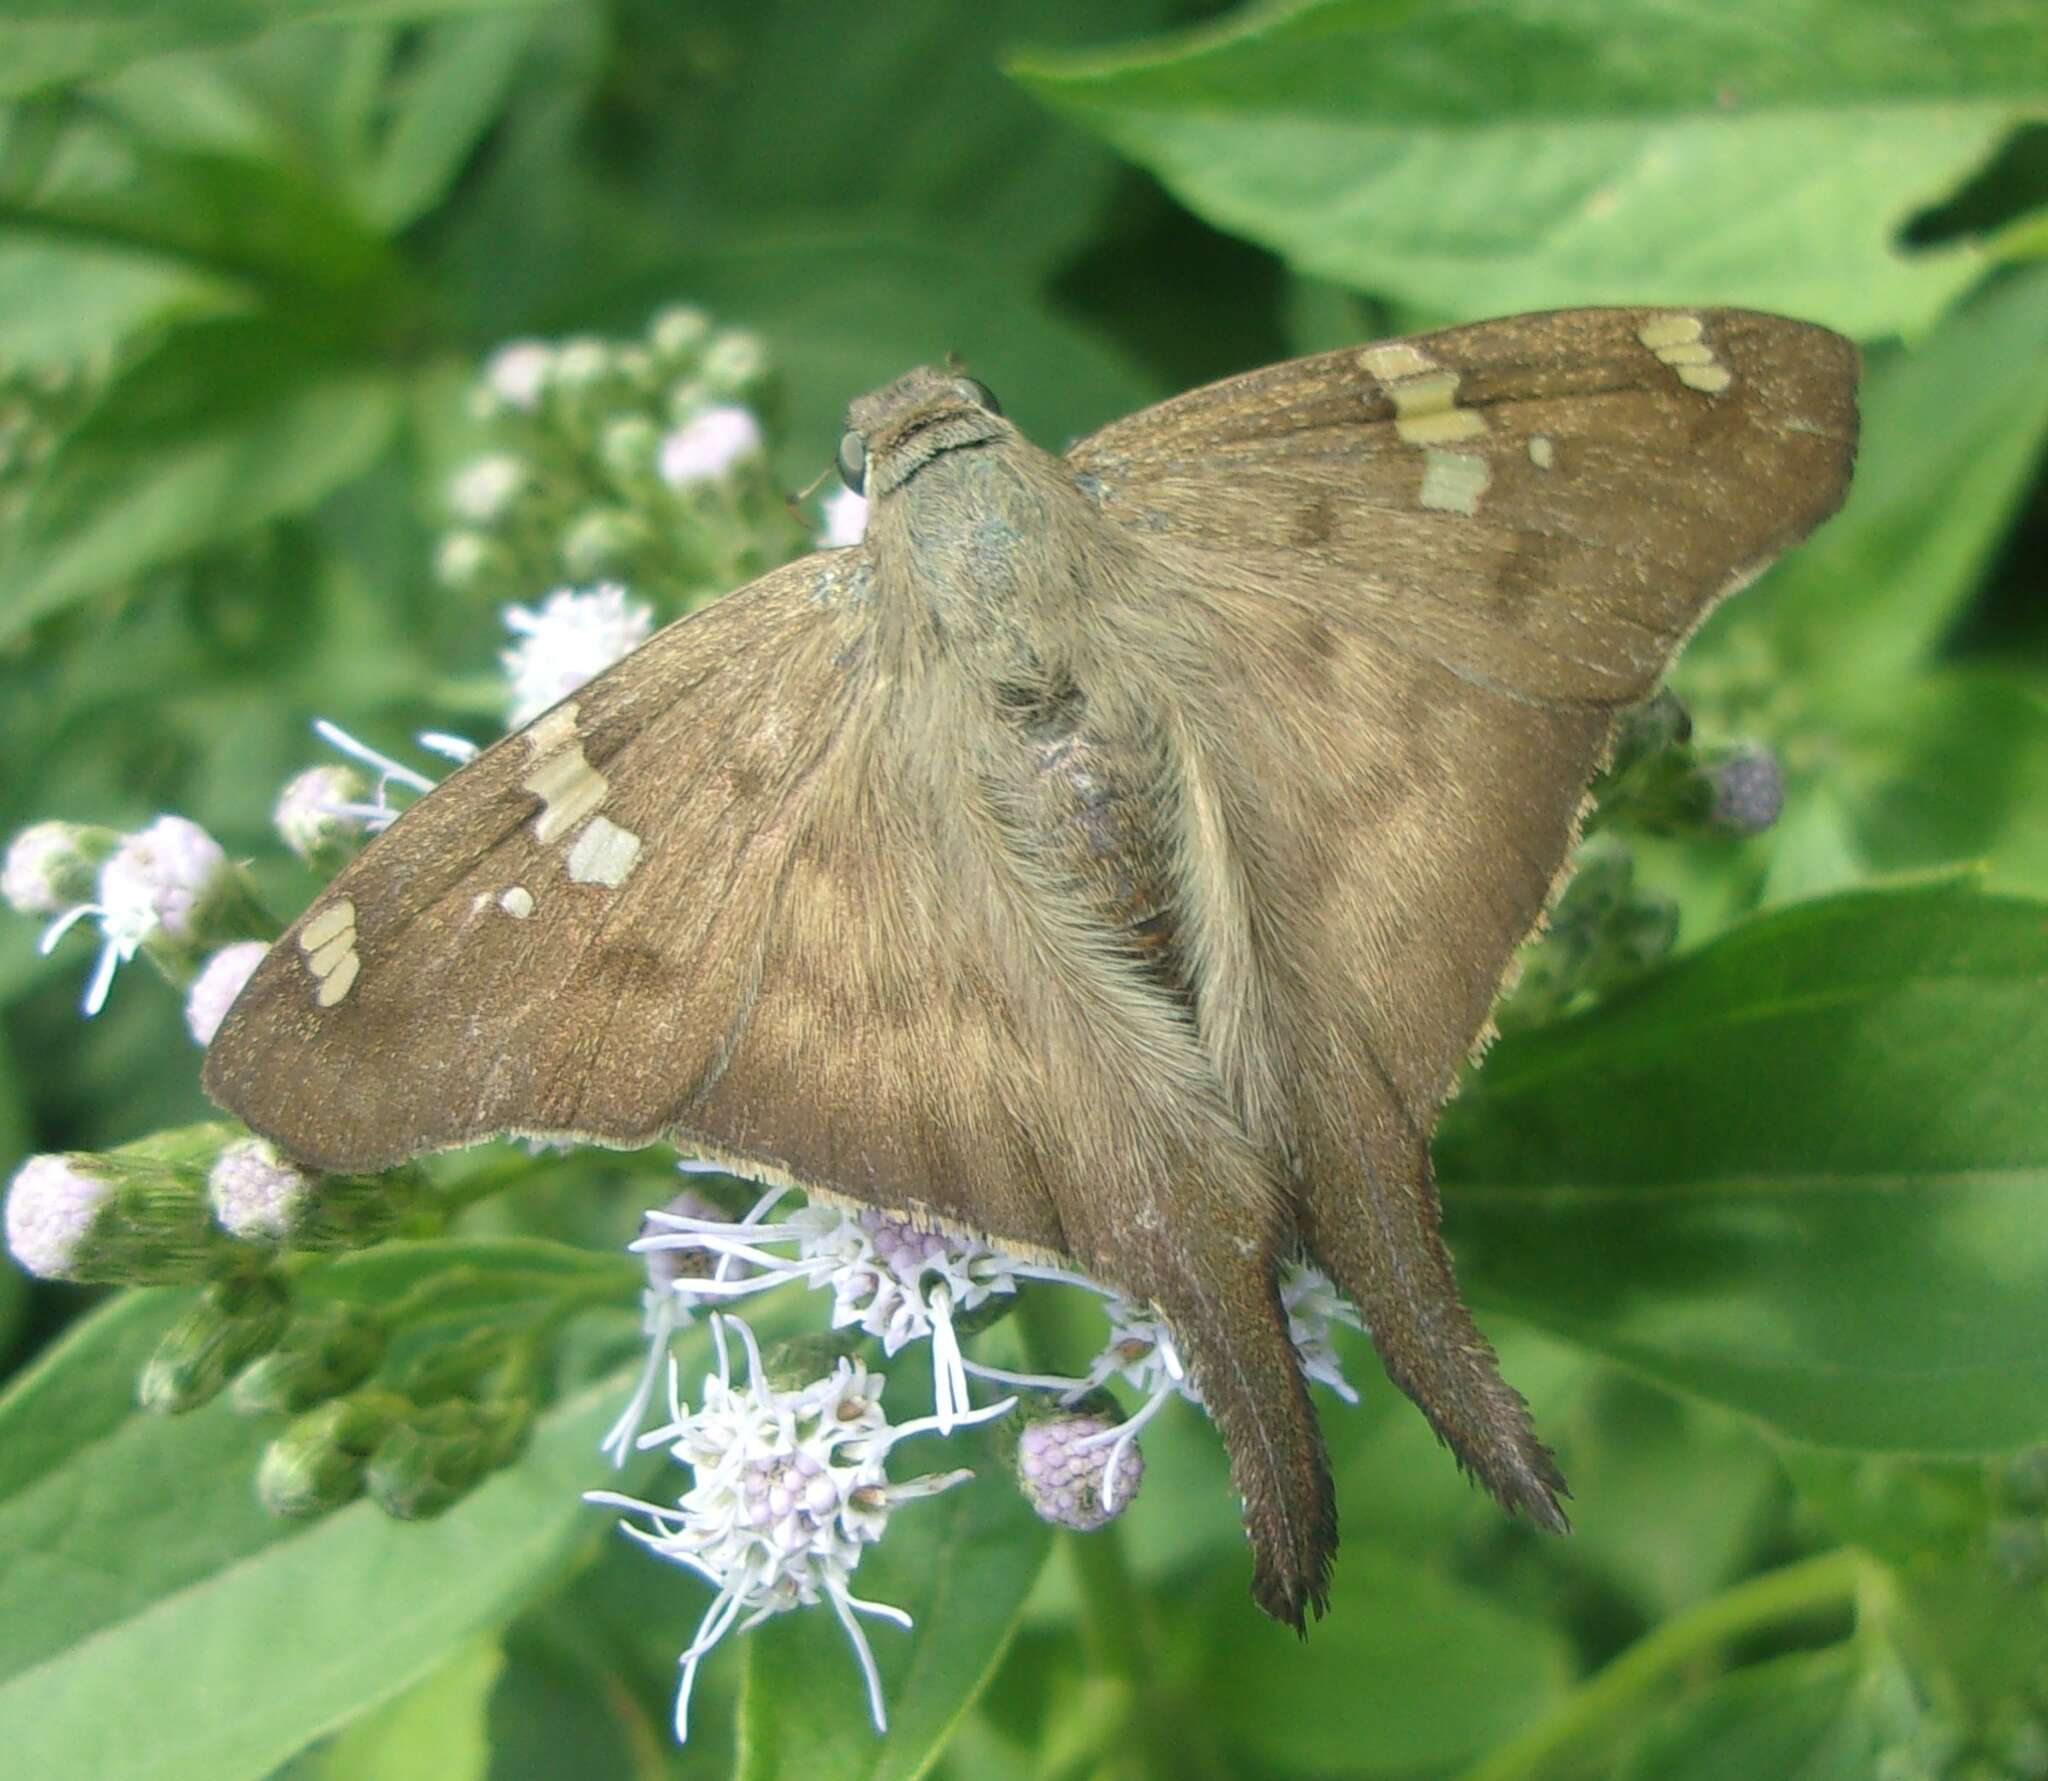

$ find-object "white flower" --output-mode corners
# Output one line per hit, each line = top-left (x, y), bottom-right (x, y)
(5, 1153), (112, 1279)
(1281, 1261), (1367, 1404)
(207, 1137), (315, 1241)
(4, 821), (108, 916)
(273, 766), (369, 862)
(41, 816), (230, 1015)
(185, 940), (269, 1045)
(501, 584), (654, 728)
(481, 340), (553, 412)
(635, 1199), (1020, 1435)
(820, 486), (868, 548)
(309, 721), (443, 833)
(447, 452), (529, 525)
(658, 405), (763, 488)
(587, 1315), (1011, 1741)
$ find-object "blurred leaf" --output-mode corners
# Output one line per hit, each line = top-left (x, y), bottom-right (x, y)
(1690, 264), (2048, 707)
(319, 1636), (503, 1781)
(1615, 1647), (1940, 1781)
(0, 316), (400, 641)
(0, 0), (558, 101)
(735, 1456), (1052, 1781)
(1015, 0), (2048, 338)
(0, 238), (237, 362)
(598, 0), (1185, 282)
(1187, 1542), (1572, 1775)
(0, 1242), (647, 1781)
(1440, 879), (2048, 1453)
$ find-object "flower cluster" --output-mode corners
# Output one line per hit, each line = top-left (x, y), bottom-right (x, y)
(434, 307), (812, 617)
(588, 1314), (1009, 1738)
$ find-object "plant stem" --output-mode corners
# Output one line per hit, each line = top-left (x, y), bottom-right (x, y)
(1455, 1546), (1866, 1781)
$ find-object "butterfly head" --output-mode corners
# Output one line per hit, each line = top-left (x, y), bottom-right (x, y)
(839, 367), (1008, 502)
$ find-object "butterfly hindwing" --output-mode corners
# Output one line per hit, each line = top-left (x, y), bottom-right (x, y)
(1070, 306), (1858, 1526)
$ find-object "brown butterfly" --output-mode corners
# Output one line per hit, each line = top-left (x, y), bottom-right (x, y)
(206, 307), (1858, 1627)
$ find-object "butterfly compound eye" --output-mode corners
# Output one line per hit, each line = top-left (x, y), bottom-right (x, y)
(958, 377), (1003, 416)
(836, 430), (867, 495)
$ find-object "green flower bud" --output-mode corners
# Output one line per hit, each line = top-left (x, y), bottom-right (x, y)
(366, 1397), (533, 1520)
(232, 1301), (386, 1415)
(258, 1389), (412, 1519)
(434, 529), (511, 592)
(560, 508), (651, 581)
(758, 1329), (871, 1395)
(391, 1325), (508, 1404)
(207, 1138), (419, 1251)
(648, 306), (712, 369)
(552, 336), (612, 392)
(600, 415), (661, 483)
(139, 1272), (292, 1413)
(273, 766), (370, 870)
(702, 330), (770, 402)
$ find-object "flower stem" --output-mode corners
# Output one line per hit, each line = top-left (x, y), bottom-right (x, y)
(1455, 1546), (1866, 1781)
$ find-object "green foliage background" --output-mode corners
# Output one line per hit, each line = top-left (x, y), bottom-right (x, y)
(0, 2), (2045, 1776)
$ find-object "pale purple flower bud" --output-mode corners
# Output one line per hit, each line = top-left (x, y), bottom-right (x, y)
(1017, 1411), (1143, 1531)
(6, 1153), (113, 1279)
(185, 940), (268, 1045)
(208, 1138), (317, 1241)
(274, 766), (369, 864)
(447, 452), (529, 525)
(1707, 745), (1786, 836)
(658, 406), (763, 488)
(4, 821), (115, 915)
(480, 340), (552, 413)
(501, 585), (654, 727)
(820, 487), (868, 548)
(100, 816), (227, 946)
(642, 1188), (730, 1293)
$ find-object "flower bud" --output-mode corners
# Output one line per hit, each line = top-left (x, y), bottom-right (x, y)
(759, 1330), (872, 1396)
(1014, 1405), (1144, 1531)
(207, 1138), (416, 1250)
(478, 340), (553, 415)
(185, 941), (269, 1045)
(552, 336), (612, 392)
(648, 306), (712, 369)
(1703, 744), (1786, 836)
(560, 509), (651, 581)
(658, 407), (763, 490)
(258, 1389), (411, 1518)
(599, 415), (661, 483)
(447, 452), (531, 526)
(231, 1301), (386, 1414)
(702, 330), (770, 402)
(366, 1398), (533, 1519)
(641, 1187), (729, 1292)
(139, 1272), (292, 1413)
(434, 529), (509, 592)
(6, 1147), (233, 1283)
(273, 766), (370, 870)
(4, 821), (118, 915)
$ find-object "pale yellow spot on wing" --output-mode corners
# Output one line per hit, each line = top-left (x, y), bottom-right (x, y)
(566, 816), (642, 888)
(499, 885), (536, 918)
(298, 899), (360, 1005)
(1418, 450), (1491, 516)
(1528, 434), (1556, 470)
(1359, 342), (1437, 381)
(1638, 312), (1734, 396)
(300, 900), (355, 950)
(315, 950), (359, 1007)
(522, 703), (580, 756)
(1637, 313), (1704, 350)
(1390, 370), (1488, 445)
(523, 746), (608, 845)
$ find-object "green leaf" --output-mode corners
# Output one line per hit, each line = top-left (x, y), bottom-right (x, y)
(0, 239), (237, 363)
(1439, 879), (2048, 1453)
(0, 1), (558, 101)
(318, 1637), (503, 1781)
(1615, 1647), (1941, 1781)
(735, 1457), (1052, 1781)
(0, 1245), (648, 1781)
(1015, 0), (2048, 339)
(1689, 264), (2048, 706)
(0, 316), (400, 641)
(1191, 1542), (1572, 1775)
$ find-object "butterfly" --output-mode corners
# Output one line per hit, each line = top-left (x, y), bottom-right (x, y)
(206, 307), (1858, 1626)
